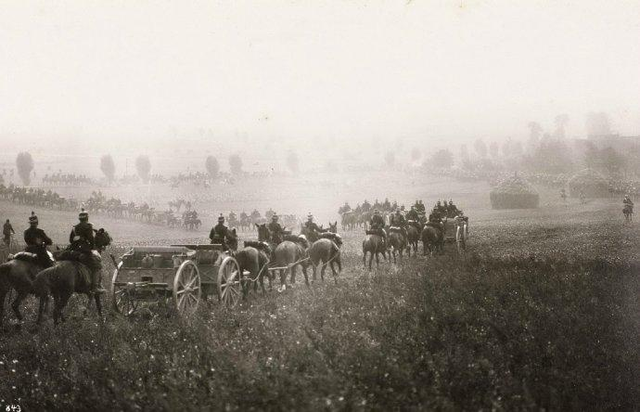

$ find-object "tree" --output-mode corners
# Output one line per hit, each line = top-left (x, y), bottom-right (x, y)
(135, 155), (152, 183)
(229, 154), (243, 175)
(586, 112), (612, 137)
(512, 140), (524, 157)
(501, 139), (513, 158)
(100, 154), (116, 182)
(553, 114), (569, 139)
(384, 151), (395, 167)
(286, 151), (300, 174)
(527, 121), (542, 153)
(489, 141), (500, 159)
(523, 139), (573, 174)
(474, 139), (487, 158)
(429, 149), (454, 169)
(16, 152), (34, 186)
(205, 156), (219, 178)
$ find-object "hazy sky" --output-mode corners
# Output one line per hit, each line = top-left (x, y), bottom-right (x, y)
(1, 0), (639, 150)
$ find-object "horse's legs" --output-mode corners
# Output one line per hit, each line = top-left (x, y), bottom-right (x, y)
(93, 293), (103, 320)
(11, 290), (28, 322)
(37, 294), (49, 324)
(363, 250), (367, 268)
(279, 269), (286, 289)
(54, 293), (72, 325)
(330, 261), (339, 284)
(301, 264), (309, 286)
(375, 252), (380, 268)
(320, 262), (326, 282)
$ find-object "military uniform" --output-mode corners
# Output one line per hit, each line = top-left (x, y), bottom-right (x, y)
(406, 208), (419, 221)
(69, 221), (95, 252)
(24, 225), (54, 268)
(3, 220), (14, 247)
(391, 212), (406, 227)
(304, 221), (324, 233)
(210, 221), (233, 250)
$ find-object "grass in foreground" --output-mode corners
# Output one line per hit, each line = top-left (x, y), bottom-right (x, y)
(1, 253), (638, 411)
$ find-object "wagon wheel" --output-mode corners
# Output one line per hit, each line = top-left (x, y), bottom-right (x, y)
(112, 262), (138, 316)
(173, 260), (201, 317)
(218, 256), (242, 308)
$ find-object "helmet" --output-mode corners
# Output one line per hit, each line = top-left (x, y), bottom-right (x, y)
(272, 214), (279, 221)
(79, 208), (88, 221)
(28, 211), (38, 224)
(307, 213), (313, 221)
(218, 214), (225, 222)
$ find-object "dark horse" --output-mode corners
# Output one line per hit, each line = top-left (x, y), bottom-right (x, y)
(0, 229), (111, 326)
(623, 204), (633, 223)
(362, 231), (386, 270)
(235, 241), (272, 294)
(309, 233), (342, 283)
(421, 223), (444, 256)
(406, 222), (421, 256)
(274, 236), (309, 288)
(388, 228), (407, 263)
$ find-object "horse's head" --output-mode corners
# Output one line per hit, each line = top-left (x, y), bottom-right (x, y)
(95, 228), (112, 252)
(256, 223), (271, 242)
(328, 221), (338, 233)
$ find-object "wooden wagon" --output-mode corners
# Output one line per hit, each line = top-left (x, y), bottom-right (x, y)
(111, 244), (243, 317)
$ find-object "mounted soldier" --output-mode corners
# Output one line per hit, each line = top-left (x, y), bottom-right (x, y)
(210, 214), (234, 251)
(406, 205), (419, 222)
(267, 214), (285, 244)
(447, 200), (459, 218)
(304, 214), (326, 237)
(23, 211), (54, 268)
(69, 208), (107, 294)
(369, 209), (387, 248)
(361, 200), (371, 212)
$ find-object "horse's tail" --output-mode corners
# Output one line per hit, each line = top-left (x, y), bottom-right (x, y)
(32, 266), (55, 298)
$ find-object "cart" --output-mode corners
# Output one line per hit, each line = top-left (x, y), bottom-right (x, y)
(111, 244), (243, 317)
(443, 216), (469, 253)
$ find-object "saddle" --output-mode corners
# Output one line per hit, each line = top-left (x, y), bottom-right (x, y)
(58, 250), (103, 270)
(319, 232), (343, 247)
(12, 252), (38, 263)
(388, 226), (404, 233)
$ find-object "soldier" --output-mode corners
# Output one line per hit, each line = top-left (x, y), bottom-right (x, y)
(267, 214), (285, 243)
(70, 208), (106, 294)
(210, 214), (234, 251)
(406, 205), (419, 222)
(304, 214), (326, 236)
(361, 200), (371, 212)
(229, 210), (237, 223)
(447, 200), (459, 217)
(23, 211), (54, 268)
(417, 200), (426, 214)
(623, 194), (634, 210)
(3, 219), (15, 248)
(369, 209), (387, 248)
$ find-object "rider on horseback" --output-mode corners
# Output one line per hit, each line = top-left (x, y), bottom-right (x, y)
(3, 219), (15, 248)
(210, 214), (234, 251)
(406, 205), (419, 222)
(69, 208), (107, 294)
(268, 214), (285, 244)
(24, 211), (54, 268)
(369, 209), (387, 248)
(390, 208), (407, 238)
(304, 214), (326, 237)
(623, 195), (634, 214)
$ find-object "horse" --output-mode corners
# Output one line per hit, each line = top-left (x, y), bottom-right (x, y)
(623, 204), (633, 223)
(341, 211), (358, 231)
(34, 259), (103, 325)
(421, 223), (444, 256)
(309, 233), (342, 282)
(327, 221), (338, 234)
(274, 236), (309, 288)
(388, 228), (407, 263)
(0, 255), (44, 326)
(235, 241), (272, 294)
(406, 222), (421, 256)
(362, 232), (386, 270)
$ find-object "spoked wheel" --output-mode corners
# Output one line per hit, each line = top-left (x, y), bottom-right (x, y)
(112, 262), (138, 316)
(218, 256), (242, 308)
(173, 260), (201, 317)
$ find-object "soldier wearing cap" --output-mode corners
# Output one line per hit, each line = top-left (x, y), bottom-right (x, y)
(3, 219), (15, 248)
(23, 211), (54, 268)
(406, 205), (419, 222)
(69, 208), (94, 252)
(369, 209), (387, 248)
(70, 208), (106, 294)
(210, 214), (233, 250)
(267, 213), (285, 243)
(304, 213), (325, 234)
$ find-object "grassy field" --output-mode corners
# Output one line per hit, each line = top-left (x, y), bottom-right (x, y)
(1, 175), (639, 411)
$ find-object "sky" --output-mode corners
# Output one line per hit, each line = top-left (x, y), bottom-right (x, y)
(1, 0), (639, 153)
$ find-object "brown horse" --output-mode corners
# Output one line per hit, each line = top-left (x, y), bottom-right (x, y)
(363, 233), (386, 270)
(274, 237), (309, 288)
(235, 241), (271, 294)
(421, 223), (444, 256)
(309, 235), (342, 283)
(34, 260), (103, 325)
(0, 256), (43, 326)
(388, 228), (407, 263)
(406, 223), (421, 256)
